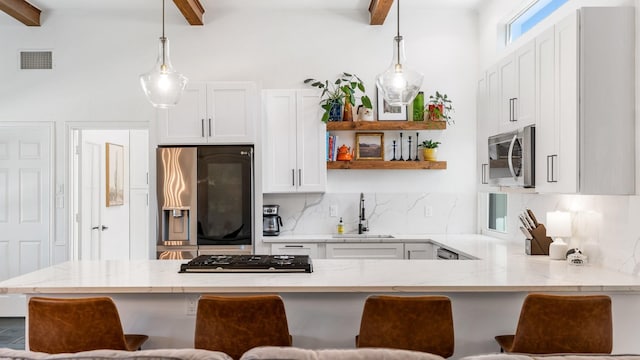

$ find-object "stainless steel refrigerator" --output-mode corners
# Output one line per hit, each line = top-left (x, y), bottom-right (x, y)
(156, 146), (254, 259)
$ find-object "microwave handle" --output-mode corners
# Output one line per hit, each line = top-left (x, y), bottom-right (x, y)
(507, 134), (518, 179)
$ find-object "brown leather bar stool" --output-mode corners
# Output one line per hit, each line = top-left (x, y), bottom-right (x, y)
(495, 293), (612, 354)
(356, 295), (455, 358)
(28, 296), (149, 353)
(194, 295), (292, 360)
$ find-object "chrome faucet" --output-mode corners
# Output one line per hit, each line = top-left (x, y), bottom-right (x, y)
(358, 193), (369, 234)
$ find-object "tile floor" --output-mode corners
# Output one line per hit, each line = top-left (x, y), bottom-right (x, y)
(0, 318), (25, 350)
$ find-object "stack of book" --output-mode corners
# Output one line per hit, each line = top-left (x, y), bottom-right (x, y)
(326, 133), (339, 161)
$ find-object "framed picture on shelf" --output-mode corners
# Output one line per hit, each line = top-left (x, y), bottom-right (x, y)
(106, 142), (124, 207)
(356, 132), (384, 160)
(377, 87), (407, 121)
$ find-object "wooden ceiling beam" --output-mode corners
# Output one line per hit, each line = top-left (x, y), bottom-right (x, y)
(173, 0), (205, 26)
(369, 0), (393, 25)
(0, 0), (40, 26)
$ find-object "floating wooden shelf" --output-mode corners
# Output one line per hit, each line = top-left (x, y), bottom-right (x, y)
(326, 121), (446, 131)
(327, 160), (447, 170)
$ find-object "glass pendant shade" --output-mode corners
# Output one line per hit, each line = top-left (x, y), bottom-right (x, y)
(376, 36), (423, 106)
(140, 37), (188, 109)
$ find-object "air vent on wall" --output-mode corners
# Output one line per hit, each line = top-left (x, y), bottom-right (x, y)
(20, 51), (53, 70)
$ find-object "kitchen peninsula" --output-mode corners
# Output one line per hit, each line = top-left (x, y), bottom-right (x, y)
(2, 235), (640, 359)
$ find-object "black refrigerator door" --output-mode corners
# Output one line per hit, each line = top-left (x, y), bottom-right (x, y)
(197, 146), (253, 246)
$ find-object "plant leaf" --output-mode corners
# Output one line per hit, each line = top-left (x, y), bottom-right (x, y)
(361, 96), (372, 109)
(343, 72), (352, 77)
(357, 83), (365, 92)
(322, 112), (329, 123)
(335, 79), (341, 85)
(303, 78), (314, 83)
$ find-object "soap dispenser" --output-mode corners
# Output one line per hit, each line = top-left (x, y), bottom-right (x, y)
(337, 217), (344, 234)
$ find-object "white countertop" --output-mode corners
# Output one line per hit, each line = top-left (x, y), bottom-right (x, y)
(2, 235), (640, 294)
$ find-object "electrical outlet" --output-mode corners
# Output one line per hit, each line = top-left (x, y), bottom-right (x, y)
(424, 205), (433, 217)
(185, 295), (198, 316)
(330, 205), (338, 217)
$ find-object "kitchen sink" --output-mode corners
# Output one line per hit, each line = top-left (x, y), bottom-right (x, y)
(332, 234), (395, 239)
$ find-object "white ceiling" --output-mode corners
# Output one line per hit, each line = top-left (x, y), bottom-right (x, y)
(28, 0), (485, 11)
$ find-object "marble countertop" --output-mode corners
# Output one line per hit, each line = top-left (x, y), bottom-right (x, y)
(2, 235), (640, 294)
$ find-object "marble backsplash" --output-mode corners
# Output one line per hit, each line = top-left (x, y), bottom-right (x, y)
(263, 192), (477, 237)
(479, 192), (640, 276)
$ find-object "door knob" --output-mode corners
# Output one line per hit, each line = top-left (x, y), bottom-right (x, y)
(101, 225), (109, 231)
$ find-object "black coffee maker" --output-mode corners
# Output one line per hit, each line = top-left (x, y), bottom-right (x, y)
(263, 205), (283, 236)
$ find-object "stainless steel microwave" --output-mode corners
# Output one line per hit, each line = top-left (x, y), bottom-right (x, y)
(488, 125), (535, 188)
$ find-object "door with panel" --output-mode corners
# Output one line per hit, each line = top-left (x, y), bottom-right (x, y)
(535, 27), (558, 193)
(0, 124), (52, 281)
(158, 83), (207, 144)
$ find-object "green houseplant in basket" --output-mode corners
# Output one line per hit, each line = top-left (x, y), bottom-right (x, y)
(419, 139), (441, 161)
(304, 72), (373, 123)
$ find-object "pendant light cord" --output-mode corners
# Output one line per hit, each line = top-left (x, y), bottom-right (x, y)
(162, 0), (165, 38)
(397, 0), (400, 38)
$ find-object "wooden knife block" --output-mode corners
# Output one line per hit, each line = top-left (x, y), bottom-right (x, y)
(527, 224), (553, 255)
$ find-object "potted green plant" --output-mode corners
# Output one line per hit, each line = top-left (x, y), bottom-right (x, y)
(419, 139), (441, 161)
(304, 72), (373, 123)
(425, 91), (454, 124)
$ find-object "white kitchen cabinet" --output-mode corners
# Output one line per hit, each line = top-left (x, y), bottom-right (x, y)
(129, 130), (149, 260)
(158, 82), (257, 144)
(129, 130), (149, 188)
(404, 243), (434, 260)
(325, 243), (404, 259)
(270, 243), (320, 259)
(263, 89), (326, 193)
(535, 8), (635, 194)
(498, 40), (535, 133)
(477, 67), (499, 190)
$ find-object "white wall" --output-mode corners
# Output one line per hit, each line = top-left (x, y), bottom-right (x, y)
(477, 0), (640, 274)
(0, 2), (480, 260)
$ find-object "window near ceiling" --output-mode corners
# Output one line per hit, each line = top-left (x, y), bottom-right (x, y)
(507, 0), (568, 44)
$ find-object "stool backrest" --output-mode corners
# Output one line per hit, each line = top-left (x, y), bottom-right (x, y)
(512, 294), (612, 353)
(357, 295), (455, 358)
(194, 295), (292, 360)
(29, 296), (129, 353)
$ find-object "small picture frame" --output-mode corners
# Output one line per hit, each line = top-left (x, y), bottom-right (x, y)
(106, 142), (124, 207)
(356, 132), (384, 160)
(377, 87), (407, 121)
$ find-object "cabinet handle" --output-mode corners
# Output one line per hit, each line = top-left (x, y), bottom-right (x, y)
(547, 155), (558, 183)
(201, 119), (205, 138)
(292, 169), (295, 186)
(284, 245), (304, 248)
(481, 163), (489, 184)
(513, 97), (518, 121)
(509, 98), (518, 122)
(407, 250), (411, 260)
(208, 118), (212, 137)
(298, 169), (302, 186)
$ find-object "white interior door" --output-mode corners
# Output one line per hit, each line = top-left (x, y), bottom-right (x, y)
(0, 124), (52, 280)
(80, 141), (101, 260)
(77, 130), (131, 260)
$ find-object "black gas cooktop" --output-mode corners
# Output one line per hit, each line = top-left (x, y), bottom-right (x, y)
(179, 255), (313, 273)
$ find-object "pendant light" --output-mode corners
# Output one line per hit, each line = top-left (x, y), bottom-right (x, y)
(140, 0), (188, 109)
(376, 0), (423, 107)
